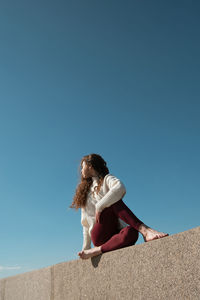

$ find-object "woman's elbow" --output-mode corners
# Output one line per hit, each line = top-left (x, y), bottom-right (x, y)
(117, 184), (126, 198)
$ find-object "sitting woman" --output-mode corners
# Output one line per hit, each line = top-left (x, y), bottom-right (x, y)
(70, 153), (168, 260)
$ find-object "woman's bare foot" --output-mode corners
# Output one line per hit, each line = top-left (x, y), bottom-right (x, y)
(139, 224), (169, 242)
(78, 246), (102, 260)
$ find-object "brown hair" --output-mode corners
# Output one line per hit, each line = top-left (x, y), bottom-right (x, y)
(70, 154), (109, 209)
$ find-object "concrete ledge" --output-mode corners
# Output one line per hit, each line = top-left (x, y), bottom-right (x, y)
(0, 267), (52, 300)
(1, 226), (200, 300)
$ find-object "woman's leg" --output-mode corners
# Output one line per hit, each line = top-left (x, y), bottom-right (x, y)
(111, 199), (143, 231)
(110, 199), (168, 242)
(101, 226), (138, 253)
(91, 199), (143, 247)
(92, 199), (141, 254)
(91, 206), (119, 246)
(77, 206), (120, 259)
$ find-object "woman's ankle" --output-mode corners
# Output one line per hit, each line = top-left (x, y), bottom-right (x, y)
(138, 223), (150, 236)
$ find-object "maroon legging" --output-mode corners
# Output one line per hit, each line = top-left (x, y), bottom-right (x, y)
(91, 199), (143, 253)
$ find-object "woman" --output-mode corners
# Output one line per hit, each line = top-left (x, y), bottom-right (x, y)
(71, 154), (168, 260)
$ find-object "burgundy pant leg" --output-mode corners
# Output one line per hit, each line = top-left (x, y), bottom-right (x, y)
(101, 226), (139, 253)
(91, 206), (119, 247)
(111, 199), (143, 231)
(91, 199), (143, 254)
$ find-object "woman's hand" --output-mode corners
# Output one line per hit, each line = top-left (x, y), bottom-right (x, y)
(95, 210), (101, 223)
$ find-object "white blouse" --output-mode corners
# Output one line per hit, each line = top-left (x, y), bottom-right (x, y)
(81, 174), (127, 250)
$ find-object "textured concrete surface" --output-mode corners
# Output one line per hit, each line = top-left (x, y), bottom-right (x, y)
(0, 279), (5, 300)
(0, 226), (200, 300)
(0, 267), (52, 300)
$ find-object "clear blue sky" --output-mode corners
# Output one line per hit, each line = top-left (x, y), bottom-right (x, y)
(0, 0), (200, 278)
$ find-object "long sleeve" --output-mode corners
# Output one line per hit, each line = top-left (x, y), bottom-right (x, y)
(95, 175), (126, 213)
(81, 208), (91, 250)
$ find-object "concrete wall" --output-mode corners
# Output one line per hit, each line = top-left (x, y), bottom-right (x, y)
(0, 226), (200, 300)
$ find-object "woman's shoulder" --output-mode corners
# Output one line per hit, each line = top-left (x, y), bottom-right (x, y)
(103, 173), (122, 185)
(103, 173), (114, 182)
(103, 173), (126, 190)
(104, 173), (120, 180)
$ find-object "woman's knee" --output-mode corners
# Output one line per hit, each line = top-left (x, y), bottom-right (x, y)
(91, 226), (105, 246)
(91, 231), (101, 246)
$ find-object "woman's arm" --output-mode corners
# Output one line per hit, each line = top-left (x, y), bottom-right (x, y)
(82, 226), (91, 250)
(81, 209), (91, 250)
(95, 174), (126, 213)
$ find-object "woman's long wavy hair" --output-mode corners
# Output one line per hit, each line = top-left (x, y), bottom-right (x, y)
(70, 154), (109, 210)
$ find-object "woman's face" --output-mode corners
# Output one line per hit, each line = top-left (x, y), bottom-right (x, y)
(81, 161), (95, 178)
